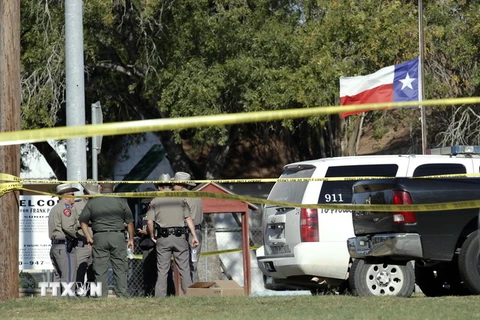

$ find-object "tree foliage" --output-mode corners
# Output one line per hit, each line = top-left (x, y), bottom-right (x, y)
(20, 0), (480, 180)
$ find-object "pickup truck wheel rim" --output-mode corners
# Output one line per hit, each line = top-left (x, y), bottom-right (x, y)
(365, 264), (405, 295)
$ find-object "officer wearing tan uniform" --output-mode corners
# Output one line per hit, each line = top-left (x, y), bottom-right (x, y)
(147, 174), (199, 297)
(137, 181), (173, 297)
(48, 183), (80, 283)
(171, 172), (204, 283)
(74, 182), (99, 293)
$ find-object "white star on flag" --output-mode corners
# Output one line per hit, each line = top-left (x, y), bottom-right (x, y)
(399, 73), (416, 90)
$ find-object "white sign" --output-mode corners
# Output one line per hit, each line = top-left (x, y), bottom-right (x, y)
(19, 195), (58, 270)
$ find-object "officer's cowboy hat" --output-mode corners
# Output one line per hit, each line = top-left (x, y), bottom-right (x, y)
(154, 173), (172, 188)
(81, 182), (101, 195)
(56, 183), (79, 195)
(171, 172), (196, 187)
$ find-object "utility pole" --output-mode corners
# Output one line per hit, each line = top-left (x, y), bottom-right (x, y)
(0, 0), (21, 301)
(65, 0), (87, 187)
(419, 0), (427, 154)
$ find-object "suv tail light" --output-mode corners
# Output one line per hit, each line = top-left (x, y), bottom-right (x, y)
(300, 208), (319, 242)
(392, 190), (416, 224)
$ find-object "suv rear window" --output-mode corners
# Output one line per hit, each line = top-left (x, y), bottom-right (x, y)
(268, 166), (315, 203)
(413, 163), (466, 176)
(319, 164), (399, 204)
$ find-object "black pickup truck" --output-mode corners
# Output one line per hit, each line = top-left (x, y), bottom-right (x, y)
(346, 177), (480, 297)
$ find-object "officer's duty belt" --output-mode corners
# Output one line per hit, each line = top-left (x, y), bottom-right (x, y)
(158, 227), (186, 238)
(93, 230), (124, 235)
(51, 239), (66, 244)
(195, 224), (202, 230)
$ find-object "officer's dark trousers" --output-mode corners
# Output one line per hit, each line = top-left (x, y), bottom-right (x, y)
(142, 247), (157, 296)
(92, 232), (129, 298)
(76, 245), (94, 284)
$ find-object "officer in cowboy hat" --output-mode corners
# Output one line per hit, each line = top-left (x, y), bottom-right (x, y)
(147, 173), (199, 297)
(79, 181), (134, 298)
(74, 182), (100, 295)
(48, 183), (80, 284)
(171, 172), (203, 283)
(137, 175), (174, 296)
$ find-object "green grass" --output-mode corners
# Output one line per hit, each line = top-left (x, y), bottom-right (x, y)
(1, 295), (480, 320)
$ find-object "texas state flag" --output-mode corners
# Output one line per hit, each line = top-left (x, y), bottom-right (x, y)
(339, 58), (419, 118)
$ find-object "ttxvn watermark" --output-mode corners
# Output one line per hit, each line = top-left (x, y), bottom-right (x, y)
(38, 282), (102, 297)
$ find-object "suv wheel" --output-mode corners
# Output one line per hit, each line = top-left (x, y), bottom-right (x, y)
(349, 259), (415, 297)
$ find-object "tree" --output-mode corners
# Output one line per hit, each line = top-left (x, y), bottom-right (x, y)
(20, 0), (480, 181)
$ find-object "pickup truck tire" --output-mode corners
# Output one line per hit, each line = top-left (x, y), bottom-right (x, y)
(349, 259), (415, 297)
(415, 262), (469, 296)
(458, 231), (480, 294)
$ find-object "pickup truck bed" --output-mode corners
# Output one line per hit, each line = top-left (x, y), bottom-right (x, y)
(351, 178), (480, 261)
(347, 177), (480, 297)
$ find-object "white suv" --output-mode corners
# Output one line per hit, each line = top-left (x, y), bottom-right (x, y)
(257, 151), (480, 295)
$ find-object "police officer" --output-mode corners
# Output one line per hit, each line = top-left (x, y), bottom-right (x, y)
(74, 182), (98, 294)
(48, 183), (80, 283)
(138, 182), (176, 296)
(171, 171), (203, 283)
(147, 173), (199, 297)
(79, 182), (134, 298)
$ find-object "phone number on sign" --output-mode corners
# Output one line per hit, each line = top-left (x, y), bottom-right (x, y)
(19, 261), (45, 266)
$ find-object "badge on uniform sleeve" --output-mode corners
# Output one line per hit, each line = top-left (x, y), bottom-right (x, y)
(63, 209), (72, 217)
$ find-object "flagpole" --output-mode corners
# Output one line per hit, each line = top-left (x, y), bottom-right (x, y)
(419, 0), (427, 154)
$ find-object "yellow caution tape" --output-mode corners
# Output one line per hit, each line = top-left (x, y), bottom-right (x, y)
(22, 176), (395, 185)
(130, 246), (262, 260)
(0, 174), (23, 197)
(15, 185), (480, 213)
(0, 97), (479, 146)
(0, 173), (23, 182)
(20, 173), (480, 186)
(199, 245), (262, 257)
(5, 173), (480, 212)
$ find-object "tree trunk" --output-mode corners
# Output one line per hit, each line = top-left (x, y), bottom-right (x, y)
(0, 0), (21, 301)
(342, 115), (364, 156)
(32, 142), (67, 179)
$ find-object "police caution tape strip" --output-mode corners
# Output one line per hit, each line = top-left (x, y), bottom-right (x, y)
(15, 185), (480, 212)
(0, 97), (480, 146)
(16, 173), (480, 186)
(130, 246), (262, 260)
(5, 172), (480, 212)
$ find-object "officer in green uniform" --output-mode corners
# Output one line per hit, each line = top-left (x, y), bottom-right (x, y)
(147, 174), (199, 297)
(79, 182), (134, 298)
(171, 172), (204, 283)
(48, 183), (80, 283)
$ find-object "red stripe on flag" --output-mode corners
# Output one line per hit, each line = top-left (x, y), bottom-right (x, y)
(340, 84), (394, 118)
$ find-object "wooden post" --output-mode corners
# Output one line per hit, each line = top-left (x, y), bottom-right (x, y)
(241, 210), (251, 295)
(0, 0), (21, 301)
